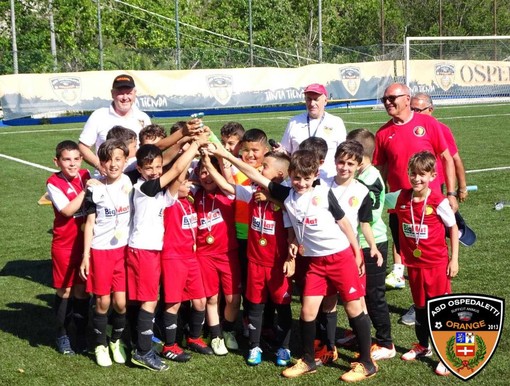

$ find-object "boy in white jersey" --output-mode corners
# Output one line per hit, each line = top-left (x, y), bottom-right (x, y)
(80, 139), (132, 367)
(206, 146), (377, 382)
(128, 137), (207, 371)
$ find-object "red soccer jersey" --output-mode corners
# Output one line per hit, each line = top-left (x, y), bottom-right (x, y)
(373, 113), (448, 192)
(395, 188), (452, 269)
(194, 189), (238, 255)
(47, 169), (90, 250)
(162, 196), (197, 259)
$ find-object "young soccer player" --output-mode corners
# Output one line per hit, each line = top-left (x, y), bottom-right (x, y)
(80, 138), (132, 367)
(396, 151), (458, 376)
(207, 146), (377, 382)
(139, 124), (167, 145)
(106, 125), (138, 172)
(202, 151), (294, 366)
(220, 121), (245, 156)
(341, 129), (394, 359)
(194, 155), (241, 355)
(47, 140), (95, 355)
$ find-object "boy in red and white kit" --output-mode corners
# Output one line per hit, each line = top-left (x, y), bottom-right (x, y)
(47, 140), (96, 355)
(203, 151), (294, 366)
(396, 151), (459, 376)
(195, 155), (241, 355)
(80, 139), (132, 367)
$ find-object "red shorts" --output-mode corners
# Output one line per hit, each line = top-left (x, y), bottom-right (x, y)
(51, 246), (85, 289)
(245, 260), (292, 305)
(126, 248), (161, 302)
(161, 257), (205, 303)
(198, 250), (241, 297)
(408, 265), (451, 308)
(303, 248), (363, 302)
(86, 246), (126, 296)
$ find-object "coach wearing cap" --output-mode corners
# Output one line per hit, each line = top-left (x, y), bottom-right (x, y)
(78, 74), (151, 174)
(279, 83), (346, 178)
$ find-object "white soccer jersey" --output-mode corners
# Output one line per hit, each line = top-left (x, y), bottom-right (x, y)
(87, 173), (132, 250)
(128, 178), (169, 251)
(283, 184), (350, 256)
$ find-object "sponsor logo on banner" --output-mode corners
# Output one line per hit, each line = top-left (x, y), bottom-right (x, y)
(208, 75), (232, 105)
(428, 294), (504, 381)
(50, 77), (82, 106)
(340, 66), (361, 96)
(435, 63), (455, 92)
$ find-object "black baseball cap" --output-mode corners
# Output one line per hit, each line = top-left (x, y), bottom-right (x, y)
(112, 74), (135, 89)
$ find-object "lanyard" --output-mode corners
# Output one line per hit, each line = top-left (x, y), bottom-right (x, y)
(307, 114), (325, 138)
(409, 190), (429, 250)
(176, 197), (197, 249)
(257, 200), (270, 238)
(61, 172), (84, 197)
(201, 191), (216, 233)
(291, 189), (314, 247)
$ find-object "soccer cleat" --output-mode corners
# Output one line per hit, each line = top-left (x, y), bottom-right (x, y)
(400, 305), (416, 326)
(275, 347), (291, 367)
(435, 361), (451, 376)
(211, 337), (228, 356)
(340, 361), (378, 382)
(109, 339), (127, 364)
(314, 344), (338, 365)
(385, 271), (405, 289)
(56, 335), (75, 355)
(247, 346), (262, 366)
(186, 337), (214, 355)
(336, 330), (357, 347)
(401, 343), (432, 361)
(95, 345), (113, 367)
(370, 343), (396, 361)
(160, 343), (191, 362)
(223, 331), (239, 351)
(282, 359), (317, 378)
(131, 349), (169, 372)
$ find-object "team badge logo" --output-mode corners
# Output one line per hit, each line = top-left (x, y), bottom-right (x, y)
(413, 126), (426, 137)
(425, 205), (434, 215)
(208, 74), (232, 105)
(428, 294), (504, 381)
(50, 76), (82, 106)
(339, 66), (360, 96)
(435, 63), (455, 92)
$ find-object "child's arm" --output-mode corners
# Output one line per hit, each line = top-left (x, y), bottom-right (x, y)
(360, 222), (383, 267)
(207, 145), (271, 190)
(201, 152), (235, 195)
(79, 212), (96, 281)
(155, 118), (203, 151)
(337, 217), (364, 276)
(447, 223), (459, 278)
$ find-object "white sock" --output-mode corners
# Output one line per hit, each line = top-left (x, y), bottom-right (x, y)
(393, 263), (404, 277)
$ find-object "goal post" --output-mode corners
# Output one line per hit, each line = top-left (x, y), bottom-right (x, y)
(405, 35), (510, 105)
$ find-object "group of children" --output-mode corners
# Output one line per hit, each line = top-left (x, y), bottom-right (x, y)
(47, 116), (459, 381)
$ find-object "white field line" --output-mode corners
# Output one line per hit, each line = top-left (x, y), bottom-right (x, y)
(0, 153), (58, 173)
(0, 127), (82, 135)
(466, 166), (510, 174)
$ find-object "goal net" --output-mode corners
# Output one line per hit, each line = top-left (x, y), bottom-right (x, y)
(405, 36), (510, 105)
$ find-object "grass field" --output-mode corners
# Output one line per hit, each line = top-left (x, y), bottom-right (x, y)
(0, 104), (509, 385)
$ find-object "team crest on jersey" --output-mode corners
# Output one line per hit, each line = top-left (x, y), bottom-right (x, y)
(348, 196), (359, 208)
(413, 126), (426, 137)
(435, 63), (455, 92)
(270, 202), (281, 212)
(50, 76), (82, 106)
(428, 294), (504, 381)
(208, 74), (233, 105)
(425, 205), (434, 215)
(339, 66), (361, 96)
(311, 195), (321, 206)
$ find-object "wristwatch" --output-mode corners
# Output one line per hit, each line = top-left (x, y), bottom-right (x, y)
(447, 191), (457, 197)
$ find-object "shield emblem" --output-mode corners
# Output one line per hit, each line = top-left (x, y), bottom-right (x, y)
(208, 75), (232, 105)
(340, 66), (360, 96)
(428, 294), (504, 381)
(50, 76), (82, 106)
(434, 63), (455, 92)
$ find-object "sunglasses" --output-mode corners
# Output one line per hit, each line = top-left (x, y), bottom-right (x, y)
(380, 94), (407, 103)
(411, 106), (431, 113)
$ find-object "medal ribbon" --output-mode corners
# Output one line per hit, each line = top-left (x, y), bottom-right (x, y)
(307, 114), (325, 138)
(176, 197), (196, 247)
(409, 190), (429, 251)
(201, 191), (216, 233)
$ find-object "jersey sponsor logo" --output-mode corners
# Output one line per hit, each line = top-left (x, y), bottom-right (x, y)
(402, 222), (428, 239)
(198, 208), (223, 229)
(298, 216), (318, 226)
(251, 216), (276, 235)
(104, 205), (130, 217)
(428, 294), (504, 381)
(413, 126), (426, 137)
(182, 213), (198, 229)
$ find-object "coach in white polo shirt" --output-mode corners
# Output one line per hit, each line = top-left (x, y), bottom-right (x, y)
(78, 74), (151, 174)
(279, 83), (346, 179)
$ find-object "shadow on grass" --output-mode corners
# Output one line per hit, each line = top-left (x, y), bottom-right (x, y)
(0, 293), (54, 350)
(0, 258), (52, 288)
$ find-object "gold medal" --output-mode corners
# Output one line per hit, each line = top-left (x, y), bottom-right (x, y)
(413, 248), (422, 258)
(259, 237), (267, 247)
(206, 234), (215, 244)
(193, 244), (197, 252)
(298, 244), (305, 255)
